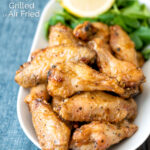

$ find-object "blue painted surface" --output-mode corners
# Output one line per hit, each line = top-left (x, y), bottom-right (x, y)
(0, 0), (48, 149)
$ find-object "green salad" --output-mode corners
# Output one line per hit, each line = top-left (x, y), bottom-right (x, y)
(45, 0), (150, 60)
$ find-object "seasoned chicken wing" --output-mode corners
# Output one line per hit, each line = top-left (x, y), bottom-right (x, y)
(49, 23), (84, 47)
(25, 85), (71, 150)
(110, 25), (138, 66)
(47, 62), (126, 98)
(15, 45), (96, 88)
(53, 91), (137, 123)
(70, 121), (137, 150)
(73, 22), (145, 89)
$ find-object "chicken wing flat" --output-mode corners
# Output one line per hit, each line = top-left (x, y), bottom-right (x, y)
(110, 25), (138, 66)
(25, 85), (71, 150)
(47, 62), (125, 98)
(70, 121), (137, 150)
(53, 91), (137, 123)
(15, 45), (96, 88)
(73, 22), (145, 89)
(49, 23), (84, 47)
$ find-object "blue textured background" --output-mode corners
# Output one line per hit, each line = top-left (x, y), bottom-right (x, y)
(0, 0), (149, 150)
(0, 0), (48, 149)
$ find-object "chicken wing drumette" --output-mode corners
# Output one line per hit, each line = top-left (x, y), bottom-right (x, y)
(24, 84), (71, 150)
(110, 25), (138, 66)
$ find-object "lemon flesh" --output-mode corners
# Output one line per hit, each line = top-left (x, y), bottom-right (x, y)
(61, 0), (115, 17)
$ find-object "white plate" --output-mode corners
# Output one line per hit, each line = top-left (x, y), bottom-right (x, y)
(17, 0), (150, 149)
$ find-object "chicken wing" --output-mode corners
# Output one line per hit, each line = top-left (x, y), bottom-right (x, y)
(73, 22), (145, 89)
(15, 45), (96, 88)
(25, 85), (71, 150)
(110, 25), (138, 66)
(53, 91), (137, 123)
(70, 121), (137, 150)
(47, 62), (126, 98)
(49, 23), (84, 47)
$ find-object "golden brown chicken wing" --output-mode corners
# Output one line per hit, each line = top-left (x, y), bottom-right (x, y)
(47, 62), (125, 98)
(49, 23), (84, 47)
(70, 121), (137, 150)
(110, 25), (138, 66)
(25, 84), (71, 150)
(53, 91), (137, 123)
(15, 45), (96, 88)
(73, 22), (145, 89)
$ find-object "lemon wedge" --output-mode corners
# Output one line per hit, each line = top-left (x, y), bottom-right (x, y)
(61, 0), (115, 17)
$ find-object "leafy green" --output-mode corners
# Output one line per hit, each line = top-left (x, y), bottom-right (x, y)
(142, 48), (150, 60)
(134, 26), (150, 43)
(45, 0), (150, 60)
(130, 33), (143, 50)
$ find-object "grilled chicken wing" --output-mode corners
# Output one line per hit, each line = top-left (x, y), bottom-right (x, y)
(47, 62), (125, 98)
(25, 84), (71, 150)
(15, 45), (96, 88)
(53, 91), (137, 123)
(70, 121), (137, 150)
(49, 23), (84, 47)
(73, 22), (145, 89)
(110, 25), (138, 66)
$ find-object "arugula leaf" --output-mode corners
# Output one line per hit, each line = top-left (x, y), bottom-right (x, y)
(121, 1), (150, 19)
(116, 0), (137, 8)
(130, 33), (143, 50)
(142, 48), (150, 60)
(122, 16), (140, 29)
(97, 12), (115, 24)
(134, 26), (150, 43)
(44, 22), (50, 40)
(49, 14), (66, 26)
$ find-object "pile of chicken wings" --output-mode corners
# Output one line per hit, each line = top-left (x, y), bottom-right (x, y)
(15, 21), (145, 150)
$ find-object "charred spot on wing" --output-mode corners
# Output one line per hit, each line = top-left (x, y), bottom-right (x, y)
(85, 22), (92, 31)
(47, 70), (52, 79)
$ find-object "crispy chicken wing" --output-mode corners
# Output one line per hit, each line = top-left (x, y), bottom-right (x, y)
(53, 91), (137, 123)
(15, 45), (96, 88)
(25, 84), (71, 150)
(73, 22), (145, 89)
(70, 121), (137, 150)
(110, 25), (138, 66)
(49, 23), (84, 47)
(47, 62), (126, 98)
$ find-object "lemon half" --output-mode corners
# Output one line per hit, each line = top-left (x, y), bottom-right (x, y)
(61, 0), (115, 17)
